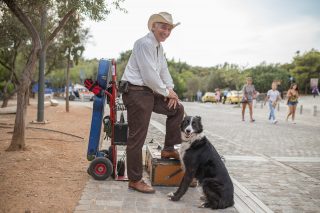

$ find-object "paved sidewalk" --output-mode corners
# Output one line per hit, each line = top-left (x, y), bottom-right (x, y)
(75, 123), (238, 213)
(75, 98), (320, 213)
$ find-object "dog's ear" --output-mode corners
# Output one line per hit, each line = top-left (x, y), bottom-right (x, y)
(195, 116), (202, 122)
(195, 116), (203, 133)
(180, 116), (187, 129)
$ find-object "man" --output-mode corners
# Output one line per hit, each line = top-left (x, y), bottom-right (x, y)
(223, 88), (229, 104)
(121, 12), (184, 193)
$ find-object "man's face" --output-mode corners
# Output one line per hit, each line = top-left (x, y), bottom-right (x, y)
(152, 22), (173, 42)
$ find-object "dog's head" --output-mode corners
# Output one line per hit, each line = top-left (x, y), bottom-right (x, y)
(180, 116), (203, 141)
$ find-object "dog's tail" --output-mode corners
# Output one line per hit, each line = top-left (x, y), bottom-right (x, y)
(202, 178), (234, 209)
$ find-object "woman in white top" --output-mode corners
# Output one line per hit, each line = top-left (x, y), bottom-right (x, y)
(265, 82), (281, 124)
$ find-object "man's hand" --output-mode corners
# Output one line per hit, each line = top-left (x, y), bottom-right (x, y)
(167, 88), (178, 99)
(167, 89), (179, 99)
(167, 98), (180, 109)
(165, 88), (180, 109)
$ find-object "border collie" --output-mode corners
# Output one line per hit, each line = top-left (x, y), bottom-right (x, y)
(168, 116), (234, 209)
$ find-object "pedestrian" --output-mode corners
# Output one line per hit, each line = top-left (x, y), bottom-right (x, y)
(312, 86), (319, 98)
(121, 12), (184, 193)
(223, 88), (229, 104)
(286, 83), (299, 124)
(196, 90), (202, 102)
(215, 88), (221, 103)
(241, 77), (256, 122)
(265, 82), (281, 124)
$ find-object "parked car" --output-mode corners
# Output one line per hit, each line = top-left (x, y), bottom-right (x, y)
(226, 90), (243, 104)
(202, 92), (216, 103)
(78, 87), (95, 101)
(64, 84), (95, 101)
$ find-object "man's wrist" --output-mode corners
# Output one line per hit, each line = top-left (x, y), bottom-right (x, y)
(165, 88), (170, 97)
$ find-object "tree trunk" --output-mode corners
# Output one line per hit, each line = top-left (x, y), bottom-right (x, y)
(7, 56), (39, 151)
(7, 85), (29, 150)
(1, 97), (10, 108)
(37, 5), (47, 122)
(1, 80), (10, 108)
(65, 47), (71, 112)
(3, 0), (41, 151)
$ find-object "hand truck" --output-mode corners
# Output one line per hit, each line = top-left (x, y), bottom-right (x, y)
(86, 59), (128, 181)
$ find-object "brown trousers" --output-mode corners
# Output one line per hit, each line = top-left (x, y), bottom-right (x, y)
(122, 88), (184, 181)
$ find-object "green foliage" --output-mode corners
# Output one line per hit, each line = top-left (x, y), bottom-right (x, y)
(244, 63), (289, 93)
(47, 58), (98, 89)
(0, 81), (15, 93)
(0, 0), (126, 81)
(169, 69), (186, 97)
(45, 49), (319, 98)
(290, 49), (320, 93)
(116, 50), (132, 79)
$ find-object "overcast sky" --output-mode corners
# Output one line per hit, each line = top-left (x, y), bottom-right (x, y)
(83, 0), (320, 67)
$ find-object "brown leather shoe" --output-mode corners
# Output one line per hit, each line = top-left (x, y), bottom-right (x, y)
(161, 150), (180, 160)
(128, 180), (155, 194)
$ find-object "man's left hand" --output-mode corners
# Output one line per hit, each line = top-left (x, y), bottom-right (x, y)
(167, 98), (180, 109)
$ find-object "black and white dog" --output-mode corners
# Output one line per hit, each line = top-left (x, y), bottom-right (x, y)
(168, 116), (234, 209)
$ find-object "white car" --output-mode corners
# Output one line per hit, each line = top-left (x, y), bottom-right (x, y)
(78, 88), (95, 101)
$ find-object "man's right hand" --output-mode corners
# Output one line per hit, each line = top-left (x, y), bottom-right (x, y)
(167, 98), (181, 109)
(164, 89), (180, 109)
(167, 88), (178, 100)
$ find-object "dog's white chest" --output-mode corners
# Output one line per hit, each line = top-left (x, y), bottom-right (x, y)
(179, 142), (191, 171)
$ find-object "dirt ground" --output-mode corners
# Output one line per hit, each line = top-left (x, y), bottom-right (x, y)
(0, 100), (92, 213)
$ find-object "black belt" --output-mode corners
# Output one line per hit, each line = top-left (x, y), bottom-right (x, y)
(128, 83), (153, 92)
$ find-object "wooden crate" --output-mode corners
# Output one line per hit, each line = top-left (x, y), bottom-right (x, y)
(145, 143), (184, 186)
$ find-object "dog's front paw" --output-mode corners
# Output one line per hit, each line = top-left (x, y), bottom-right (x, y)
(169, 196), (180, 201)
(199, 202), (209, 208)
(167, 192), (175, 198)
(167, 192), (180, 201)
(198, 202), (207, 208)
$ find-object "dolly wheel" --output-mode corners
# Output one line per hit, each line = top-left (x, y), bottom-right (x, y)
(89, 157), (113, 180)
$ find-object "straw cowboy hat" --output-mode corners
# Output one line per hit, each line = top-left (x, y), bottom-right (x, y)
(148, 12), (180, 31)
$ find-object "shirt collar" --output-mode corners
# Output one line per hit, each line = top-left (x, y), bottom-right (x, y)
(147, 32), (160, 48)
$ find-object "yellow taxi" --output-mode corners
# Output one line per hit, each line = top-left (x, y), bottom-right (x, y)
(226, 90), (243, 104)
(201, 92), (216, 103)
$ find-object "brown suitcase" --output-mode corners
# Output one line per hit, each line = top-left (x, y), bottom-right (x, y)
(145, 143), (184, 186)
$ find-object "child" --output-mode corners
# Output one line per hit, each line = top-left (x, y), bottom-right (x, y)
(265, 82), (281, 124)
(312, 86), (319, 98)
(215, 88), (221, 104)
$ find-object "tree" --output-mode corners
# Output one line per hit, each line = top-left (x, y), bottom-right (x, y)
(60, 15), (89, 112)
(2, 0), (126, 151)
(116, 50), (132, 79)
(290, 49), (320, 93)
(2, 0), (41, 151)
(185, 77), (200, 101)
(244, 63), (289, 93)
(206, 70), (226, 91)
(0, 6), (29, 107)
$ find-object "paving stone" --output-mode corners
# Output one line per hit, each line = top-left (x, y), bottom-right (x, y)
(75, 205), (90, 211)
(76, 101), (320, 213)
